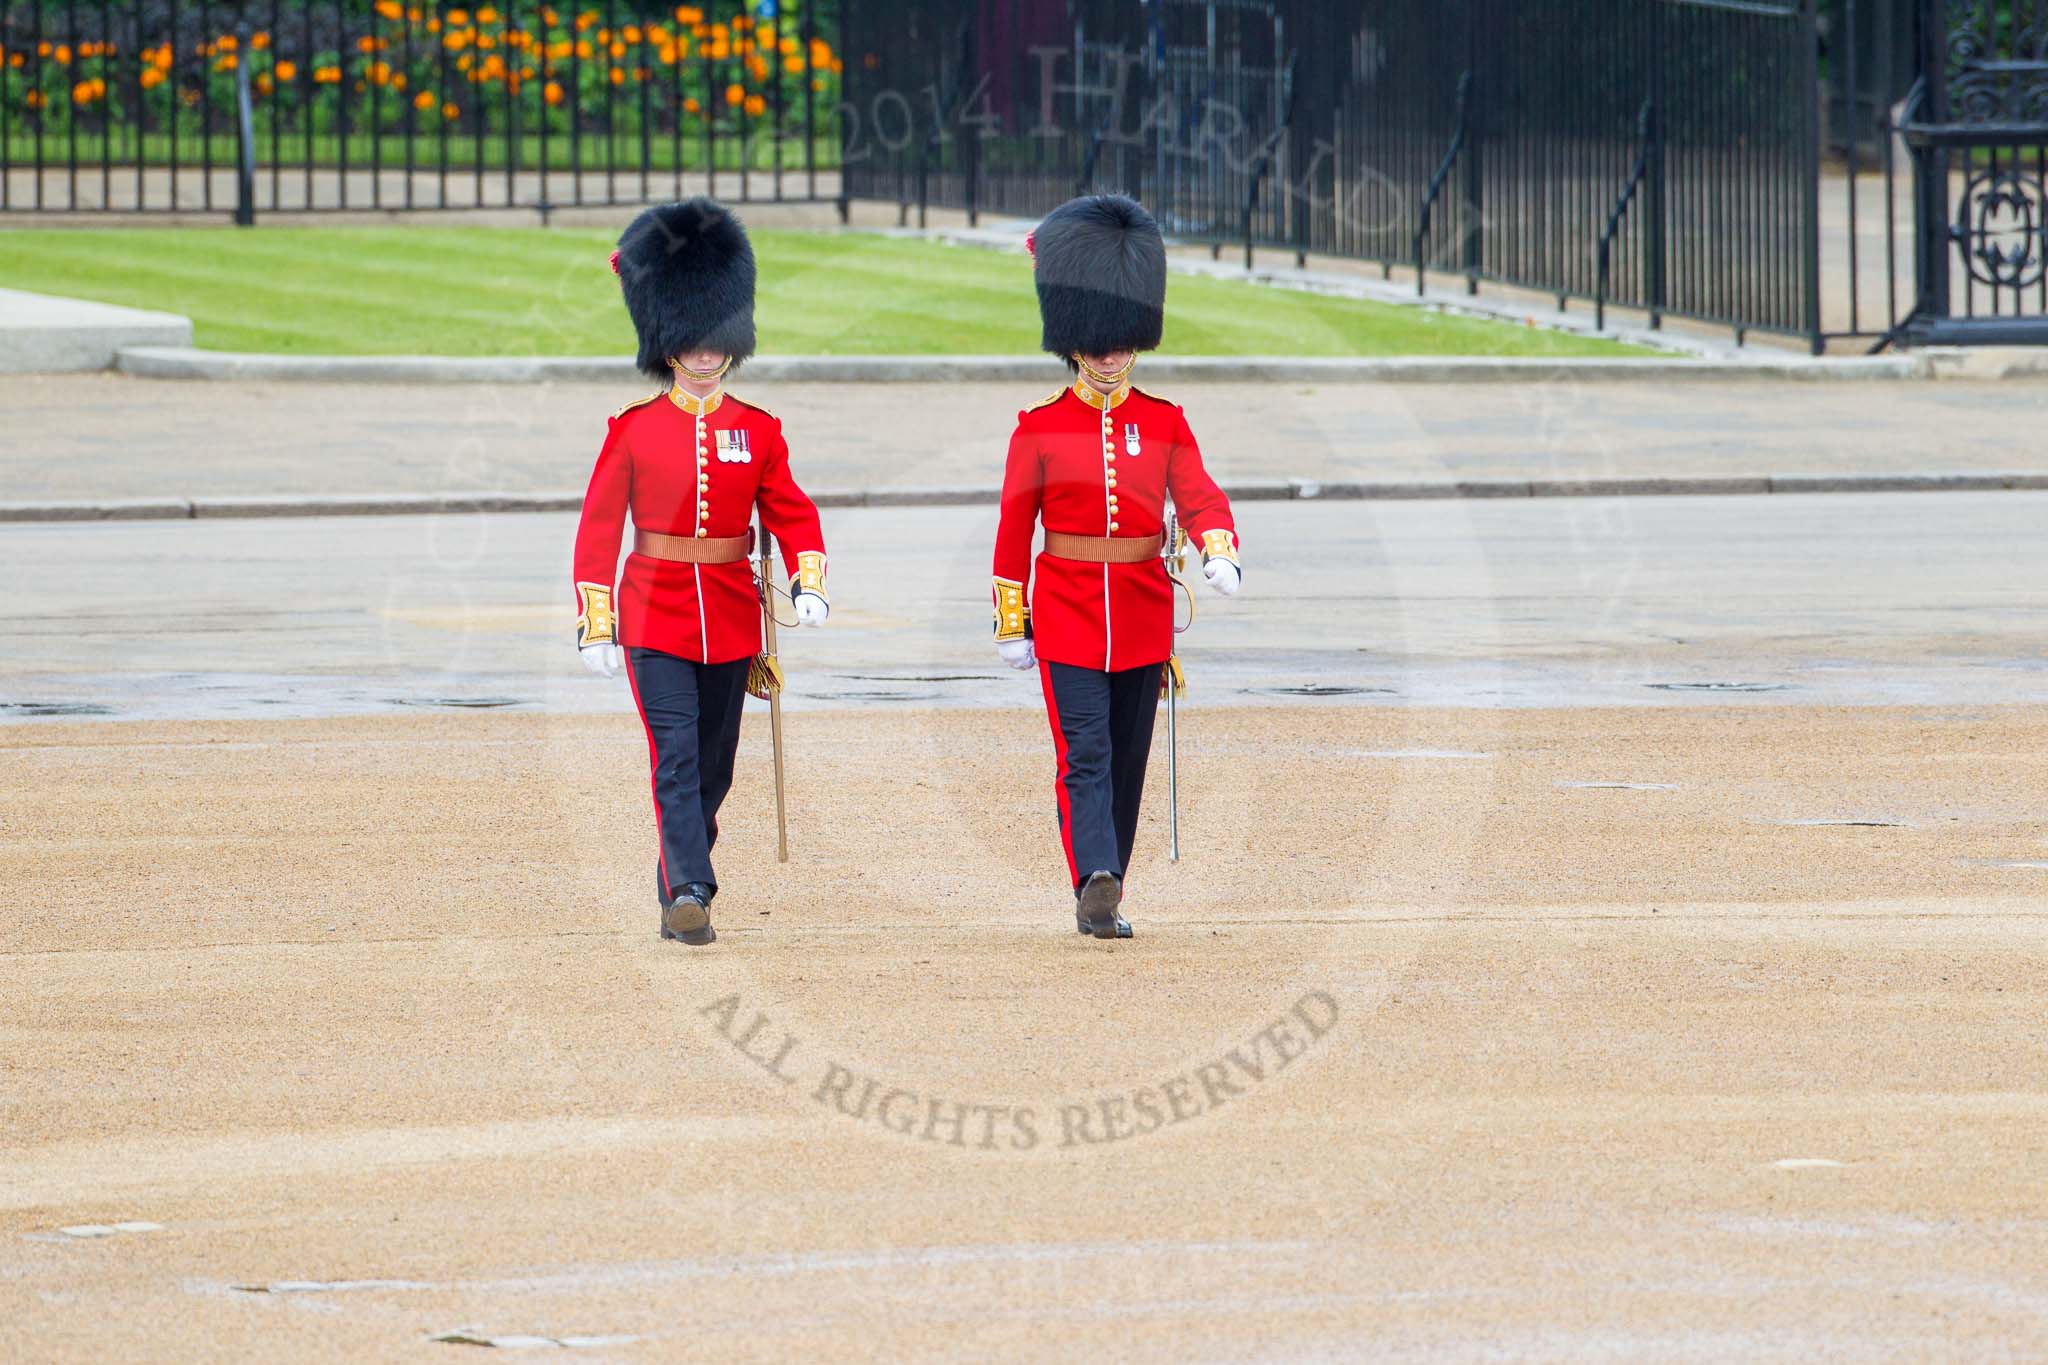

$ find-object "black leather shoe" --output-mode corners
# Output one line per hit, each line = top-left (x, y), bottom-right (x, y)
(661, 882), (717, 946)
(1074, 870), (1131, 940)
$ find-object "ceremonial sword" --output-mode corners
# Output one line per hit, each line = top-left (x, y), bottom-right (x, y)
(1163, 507), (1192, 862)
(754, 516), (791, 863)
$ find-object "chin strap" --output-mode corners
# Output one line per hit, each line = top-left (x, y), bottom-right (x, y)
(1075, 353), (1136, 387)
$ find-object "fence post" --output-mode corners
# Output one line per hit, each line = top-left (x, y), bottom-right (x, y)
(1801, 0), (1825, 352)
(233, 22), (257, 226)
(1647, 2), (1667, 328)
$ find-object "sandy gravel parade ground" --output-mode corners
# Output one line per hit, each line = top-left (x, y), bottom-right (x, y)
(4, 702), (2048, 1358)
(6, 480), (2048, 1358)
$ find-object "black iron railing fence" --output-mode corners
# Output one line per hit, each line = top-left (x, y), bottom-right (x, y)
(842, 0), (1829, 344)
(10, 1), (2048, 349)
(0, 0), (843, 212)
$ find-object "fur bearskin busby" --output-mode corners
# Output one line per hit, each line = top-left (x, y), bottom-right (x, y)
(1032, 194), (1167, 363)
(614, 197), (757, 380)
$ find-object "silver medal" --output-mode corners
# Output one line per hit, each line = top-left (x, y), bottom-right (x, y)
(1124, 422), (1141, 457)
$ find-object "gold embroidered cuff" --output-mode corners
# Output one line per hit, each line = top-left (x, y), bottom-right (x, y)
(575, 581), (616, 647)
(792, 550), (828, 605)
(992, 577), (1029, 642)
(1199, 528), (1240, 567)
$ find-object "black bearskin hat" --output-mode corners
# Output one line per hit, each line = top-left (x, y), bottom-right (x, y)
(614, 197), (757, 379)
(1031, 193), (1167, 362)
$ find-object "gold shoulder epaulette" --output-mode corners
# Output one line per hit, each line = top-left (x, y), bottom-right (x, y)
(610, 391), (662, 420)
(1021, 387), (1065, 414)
(725, 392), (775, 420)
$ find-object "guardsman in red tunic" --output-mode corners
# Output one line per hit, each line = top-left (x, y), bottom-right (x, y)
(991, 194), (1242, 940)
(573, 198), (829, 947)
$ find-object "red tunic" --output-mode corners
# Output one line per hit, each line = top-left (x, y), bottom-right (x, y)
(573, 388), (825, 664)
(992, 380), (1237, 671)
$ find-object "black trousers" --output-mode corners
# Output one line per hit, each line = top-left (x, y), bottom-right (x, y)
(625, 648), (751, 905)
(1039, 659), (1164, 891)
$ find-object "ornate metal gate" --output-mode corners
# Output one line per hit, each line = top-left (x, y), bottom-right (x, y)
(1898, 0), (2048, 343)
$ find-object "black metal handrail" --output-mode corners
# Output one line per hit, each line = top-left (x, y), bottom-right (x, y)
(1595, 95), (1657, 331)
(1239, 49), (1296, 270)
(1413, 68), (1471, 297)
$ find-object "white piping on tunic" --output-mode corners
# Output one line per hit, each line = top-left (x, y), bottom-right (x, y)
(695, 409), (709, 658)
(1100, 399), (1114, 670)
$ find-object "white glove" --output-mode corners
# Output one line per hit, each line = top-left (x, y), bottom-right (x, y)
(1203, 558), (1242, 597)
(580, 642), (624, 678)
(793, 592), (829, 627)
(997, 637), (1037, 670)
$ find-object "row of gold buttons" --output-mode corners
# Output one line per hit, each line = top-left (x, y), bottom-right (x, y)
(1101, 403), (1121, 532)
(694, 410), (712, 536)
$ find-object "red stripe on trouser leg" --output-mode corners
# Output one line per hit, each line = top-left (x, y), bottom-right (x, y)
(1037, 659), (1080, 886)
(623, 649), (672, 904)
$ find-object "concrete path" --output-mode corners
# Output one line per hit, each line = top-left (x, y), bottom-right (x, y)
(4, 370), (2047, 508)
(0, 289), (191, 374)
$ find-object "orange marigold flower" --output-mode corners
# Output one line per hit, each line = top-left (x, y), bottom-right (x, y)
(609, 65), (624, 85)
(255, 72), (274, 94)
(139, 67), (163, 87)
(252, 30), (271, 50)
(575, 39), (592, 59)
(543, 8), (560, 27)
(608, 39), (624, 58)
(447, 9), (470, 24)
(414, 89), (434, 110)
(675, 5), (703, 23)
(683, 95), (700, 112)
(215, 53), (238, 71)
(724, 81), (743, 106)
(622, 24), (640, 43)
(373, 0), (402, 20)
(275, 59), (297, 81)
(25, 89), (46, 108)
(54, 42), (72, 62)
(783, 55), (802, 74)
(544, 79), (563, 105)
(443, 100), (459, 119)
(476, 5), (499, 24)
(743, 93), (764, 116)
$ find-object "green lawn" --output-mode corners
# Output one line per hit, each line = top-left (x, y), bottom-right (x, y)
(0, 226), (1648, 357)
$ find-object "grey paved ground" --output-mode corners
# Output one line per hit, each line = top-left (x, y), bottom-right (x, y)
(2, 490), (2040, 723)
(6, 371), (2048, 505)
